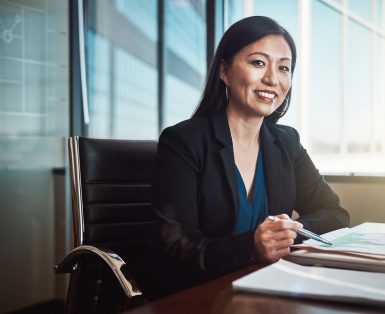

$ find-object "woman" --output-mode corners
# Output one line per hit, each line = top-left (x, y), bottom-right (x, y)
(151, 16), (349, 294)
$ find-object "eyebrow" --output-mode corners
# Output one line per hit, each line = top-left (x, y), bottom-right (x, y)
(247, 51), (291, 62)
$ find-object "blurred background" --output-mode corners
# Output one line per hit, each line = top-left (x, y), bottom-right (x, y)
(0, 0), (384, 312)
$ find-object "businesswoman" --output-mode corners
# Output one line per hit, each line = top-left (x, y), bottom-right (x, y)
(151, 16), (349, 294)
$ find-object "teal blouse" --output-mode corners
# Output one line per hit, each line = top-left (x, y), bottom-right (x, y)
(233, 149), (269, 235)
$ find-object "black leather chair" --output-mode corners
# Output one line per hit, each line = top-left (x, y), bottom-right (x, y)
(55, 136), (158, 314)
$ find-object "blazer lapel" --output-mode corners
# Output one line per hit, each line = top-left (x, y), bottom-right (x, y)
(211, 111), (239, 223)
(261, 122), (282, 215)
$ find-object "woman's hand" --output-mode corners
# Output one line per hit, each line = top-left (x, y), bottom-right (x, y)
(253, 214), (303, 262)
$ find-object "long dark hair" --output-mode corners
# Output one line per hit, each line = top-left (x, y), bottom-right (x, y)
(192, 16), (296, 123)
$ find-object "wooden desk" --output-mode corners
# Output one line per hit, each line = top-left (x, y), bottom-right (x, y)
(124, 265), (384, 314)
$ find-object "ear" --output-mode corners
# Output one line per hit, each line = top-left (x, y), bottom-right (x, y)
(219, 60), (229, 86)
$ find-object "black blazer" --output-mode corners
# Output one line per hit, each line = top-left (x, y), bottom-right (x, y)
(151, 110), (349, 290)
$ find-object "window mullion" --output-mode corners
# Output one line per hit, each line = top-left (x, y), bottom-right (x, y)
(340, 0), (348, 155)
(298, 0), (311, 148)
(158, 0), (165, 133)
(370, 0), (376, 154)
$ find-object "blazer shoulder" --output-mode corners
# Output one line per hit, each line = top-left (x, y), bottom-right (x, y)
(266, 122), (300, 144)
(158, 116), (211, 168)
(265, 122), (302, 159)
(160, 116), (211, 146)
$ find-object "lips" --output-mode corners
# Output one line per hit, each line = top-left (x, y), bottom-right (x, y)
(255, 90), (277, 103)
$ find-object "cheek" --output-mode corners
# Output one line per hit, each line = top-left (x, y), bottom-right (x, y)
(277, 79), (291, 104)
(281, 77), (292, 94)
(248, 70), (264, 83)
(231, 67), (263, 87)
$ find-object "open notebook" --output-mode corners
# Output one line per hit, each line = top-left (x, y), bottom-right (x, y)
(232, 259), (385, 306)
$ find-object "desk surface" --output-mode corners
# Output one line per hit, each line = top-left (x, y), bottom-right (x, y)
(125, 265), (384, 314)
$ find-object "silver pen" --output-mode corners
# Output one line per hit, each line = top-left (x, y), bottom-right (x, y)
(268, 216), (333, 246)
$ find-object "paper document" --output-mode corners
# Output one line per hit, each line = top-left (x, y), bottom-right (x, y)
(232, 259), (385, 306)
(297, 223), (385, 258)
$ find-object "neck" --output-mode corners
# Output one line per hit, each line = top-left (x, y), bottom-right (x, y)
(226, 106), (263, 147)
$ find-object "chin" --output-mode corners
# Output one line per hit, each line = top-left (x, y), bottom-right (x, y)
(250, 107), (276, 118)
(249, 102), (277, 115)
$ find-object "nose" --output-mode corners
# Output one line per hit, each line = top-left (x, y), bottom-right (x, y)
(261, 66), (278, 87)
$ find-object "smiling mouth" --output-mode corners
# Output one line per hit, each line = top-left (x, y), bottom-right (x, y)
(255, 90), (277, 103)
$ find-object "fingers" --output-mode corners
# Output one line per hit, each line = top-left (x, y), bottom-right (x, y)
(264, 247), (291, 263)
(275, 213), (291, 220)
(254, 214), (302, 262)
(270, 229), (298, 241)
(258, 230), (296, 249)
(266, 215), (303, 231)
(255, 236), (292, 262)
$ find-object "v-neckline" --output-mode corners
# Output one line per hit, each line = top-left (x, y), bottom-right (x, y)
(236, 150), (261, 203)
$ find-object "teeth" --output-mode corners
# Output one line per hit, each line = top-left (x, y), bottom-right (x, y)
(257, 91), (275, 99)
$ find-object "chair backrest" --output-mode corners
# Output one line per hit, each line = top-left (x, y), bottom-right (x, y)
(68, 136), (158, 263)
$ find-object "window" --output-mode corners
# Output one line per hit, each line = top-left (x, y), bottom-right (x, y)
(310, 1), (342, 154)
(86, 0), (158, 139)
(85, 0), (207, 138)
(311, 0), (385, 174)
(225, 0), (385, 175)
(83, 0), (385, 175)
(164, 0), (206, 128)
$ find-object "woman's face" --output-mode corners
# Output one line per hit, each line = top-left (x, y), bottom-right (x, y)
(220, 34), (292, 119)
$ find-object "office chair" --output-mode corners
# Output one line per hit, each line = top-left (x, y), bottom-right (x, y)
(55, 136), (158, 314)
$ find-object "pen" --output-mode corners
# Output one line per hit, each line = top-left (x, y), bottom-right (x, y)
(267, 216), (333, 246)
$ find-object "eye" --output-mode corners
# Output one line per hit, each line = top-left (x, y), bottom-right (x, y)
(279, 65), (291, 73)
(251, 60), (265, 67)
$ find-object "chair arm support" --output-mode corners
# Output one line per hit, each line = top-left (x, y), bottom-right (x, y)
(54, 245), (142, 298)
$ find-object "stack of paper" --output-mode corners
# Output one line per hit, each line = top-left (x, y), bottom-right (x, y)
(287, 222), (385, 272)
(232, 259), (385, 306)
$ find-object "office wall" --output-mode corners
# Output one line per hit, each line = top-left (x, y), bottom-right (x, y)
(328, 180), (385, 227)
(0, 170), (55, 312)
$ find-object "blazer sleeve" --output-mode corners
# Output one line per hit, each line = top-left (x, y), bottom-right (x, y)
(152, 125), (257, 281)
(288, 127), (350, 234)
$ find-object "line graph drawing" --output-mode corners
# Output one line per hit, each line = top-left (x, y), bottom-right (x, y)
(0, 14), (22, 44)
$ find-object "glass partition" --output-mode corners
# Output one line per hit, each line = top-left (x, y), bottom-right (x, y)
(0, 0), (69, 312)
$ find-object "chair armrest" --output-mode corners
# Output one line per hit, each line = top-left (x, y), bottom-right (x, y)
(55, 245), (142, 298)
